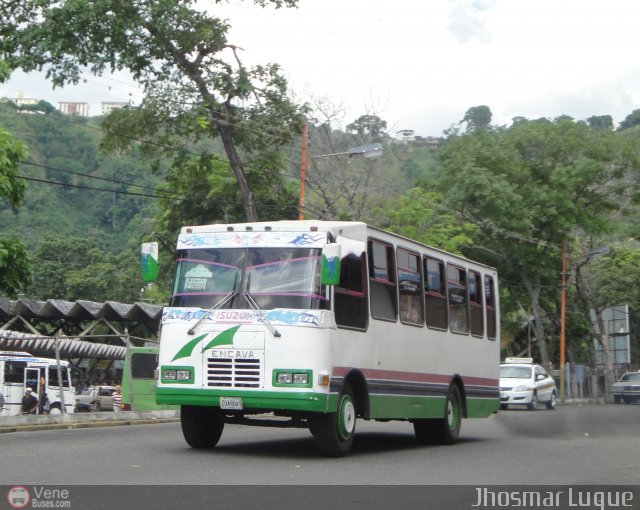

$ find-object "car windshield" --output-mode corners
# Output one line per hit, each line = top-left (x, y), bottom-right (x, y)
(500, 366), (532, 379)
(620, 373), (640, 382)
(170, 247), (328, 311)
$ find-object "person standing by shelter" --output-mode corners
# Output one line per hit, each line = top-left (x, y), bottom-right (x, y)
(21, 388), (39, 414)
(112, 385), (122, 412)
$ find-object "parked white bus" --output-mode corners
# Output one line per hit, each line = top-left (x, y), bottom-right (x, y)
(149, 220), (500, 456)
(0, 351), (76, 416)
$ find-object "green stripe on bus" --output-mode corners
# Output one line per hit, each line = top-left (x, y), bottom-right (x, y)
(466, 397), (500, 417)
(367, 394), (499, 419)
(157, 388), (498, 418)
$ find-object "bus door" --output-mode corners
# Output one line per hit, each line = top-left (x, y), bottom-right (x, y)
(24, 367), (44, 402)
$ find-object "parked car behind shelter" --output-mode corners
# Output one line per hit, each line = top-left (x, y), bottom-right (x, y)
(75, 386), (115, 412)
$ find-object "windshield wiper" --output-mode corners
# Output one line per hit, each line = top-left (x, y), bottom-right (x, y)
(244, 292), (281, 338)
(187, 274), (239, 335)
(243, 273), (281, 338)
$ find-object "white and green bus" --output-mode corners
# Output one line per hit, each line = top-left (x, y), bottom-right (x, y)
(148, 220), (500, 456)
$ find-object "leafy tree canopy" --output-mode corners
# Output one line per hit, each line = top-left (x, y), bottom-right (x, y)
(438, 113), (640, 365)
(618, 108), (640, 131)
(461, 105), (492, 132)
(0, 63), (31, 297)
(1, 0), (305, 221)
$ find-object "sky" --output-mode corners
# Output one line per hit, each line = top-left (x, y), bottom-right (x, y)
(2, 0), (640, 137)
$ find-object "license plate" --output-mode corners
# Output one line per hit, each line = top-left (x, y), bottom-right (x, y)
(220, 397), (243, 410)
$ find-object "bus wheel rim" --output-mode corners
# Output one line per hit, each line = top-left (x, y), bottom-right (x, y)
(447, 395), (459, 430)
(338, 396), (355, 439)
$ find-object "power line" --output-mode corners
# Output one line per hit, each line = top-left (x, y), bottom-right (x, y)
(15, 174), (182, 200)
(20, 160), (167, 194)
(14, 173), (299, 211)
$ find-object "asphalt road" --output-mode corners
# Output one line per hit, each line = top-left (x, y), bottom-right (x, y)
(2, 403), (639, 487)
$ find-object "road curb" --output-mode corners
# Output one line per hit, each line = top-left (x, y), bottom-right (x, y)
(0, 410), (180, 434)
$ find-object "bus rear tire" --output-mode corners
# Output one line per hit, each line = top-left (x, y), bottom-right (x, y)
(181, 405), (224, 449)
(414, 384), (462, 445)
(311, 384), (356, 457)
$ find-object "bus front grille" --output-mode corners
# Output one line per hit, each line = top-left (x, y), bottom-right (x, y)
(206, 357), (261, 388)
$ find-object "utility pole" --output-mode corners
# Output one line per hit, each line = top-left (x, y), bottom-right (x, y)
(298, 123), (308, 220)
(560, 239), (567, 400)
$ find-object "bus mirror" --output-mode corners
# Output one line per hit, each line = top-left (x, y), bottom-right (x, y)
(321, 243), (341, 286)
(141, 242), (159, 282)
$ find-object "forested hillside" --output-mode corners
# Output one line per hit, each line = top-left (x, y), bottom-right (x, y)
(0, 101), (440, 304)
(4, 96), (640, 380)
(0, 101), (165, 302)
(0, 101), (162, 247)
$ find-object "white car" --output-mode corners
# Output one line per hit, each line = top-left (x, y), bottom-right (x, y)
(75, 386), (115, 412)
(499, 358), (557, 410)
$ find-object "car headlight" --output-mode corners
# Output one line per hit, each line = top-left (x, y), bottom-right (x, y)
(514, 385), (532, 392)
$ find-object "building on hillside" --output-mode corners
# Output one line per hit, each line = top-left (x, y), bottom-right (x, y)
(58, 102), (90, 117)
(11, 94), (39, 108)
(101, 101), (130, 115)
(395, 129), (415, 142)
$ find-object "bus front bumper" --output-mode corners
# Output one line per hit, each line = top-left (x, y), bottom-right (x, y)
(156, 387), (332, 413)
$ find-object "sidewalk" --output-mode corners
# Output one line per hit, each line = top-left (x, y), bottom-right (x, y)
(0, 410), (180, 434)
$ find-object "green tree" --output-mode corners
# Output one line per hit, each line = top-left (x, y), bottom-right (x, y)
(587, 115), (613, 131)
(1, 0), (305, 222)
(346, 114), (388, 142)
(0, 62), (31, 297)
(369, 188), (477, 254)
(26, 235), (141, 302)
(462, 105), (492, 132)
(157, 152), (298, 236)
(438, 116), (640, 367)
(618, 108), (640, 131)
(574, 245), (640, 393)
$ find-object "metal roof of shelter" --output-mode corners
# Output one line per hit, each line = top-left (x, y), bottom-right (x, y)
(0, 297), (162, 324)
(0, 330), (127, 360)
(0, 297), (162, 360)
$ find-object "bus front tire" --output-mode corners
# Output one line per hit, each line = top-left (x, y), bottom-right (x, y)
(181, 405), (224, 449)
(414, 384), (462, 445)
(311, 384), (356, 457)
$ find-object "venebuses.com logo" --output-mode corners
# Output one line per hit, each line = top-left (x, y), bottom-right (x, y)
(6, 486), (71, 508)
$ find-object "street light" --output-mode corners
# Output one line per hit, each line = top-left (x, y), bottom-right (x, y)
(298, 125), (383, 220)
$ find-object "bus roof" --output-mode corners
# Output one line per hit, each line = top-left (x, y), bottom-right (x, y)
(177, 220), (496, 272)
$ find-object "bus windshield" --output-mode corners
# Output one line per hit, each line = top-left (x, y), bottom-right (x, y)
(170, 247), (328, 310)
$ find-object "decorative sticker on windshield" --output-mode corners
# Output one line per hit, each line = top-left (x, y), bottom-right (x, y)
(177, 232), (326, 249)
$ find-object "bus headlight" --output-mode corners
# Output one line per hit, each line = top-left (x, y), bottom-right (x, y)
(162, 367), (193, 383)
(293, 373), (308, 385)
(176, 370), (191, 381)
(277, 373), (293, 384)
(274, 370), (312, 387)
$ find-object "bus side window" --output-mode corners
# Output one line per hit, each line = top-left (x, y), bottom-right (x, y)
(447, 264), (469, 334)
(469, 270), (484, 337)
(368, 239), (398, 322)
(424, 257), (448, 330)
(5, 361), (26, 383)
(335, 252), (368, 330)
(397, 248), (424, 326)
(485, 275), (497, 340)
